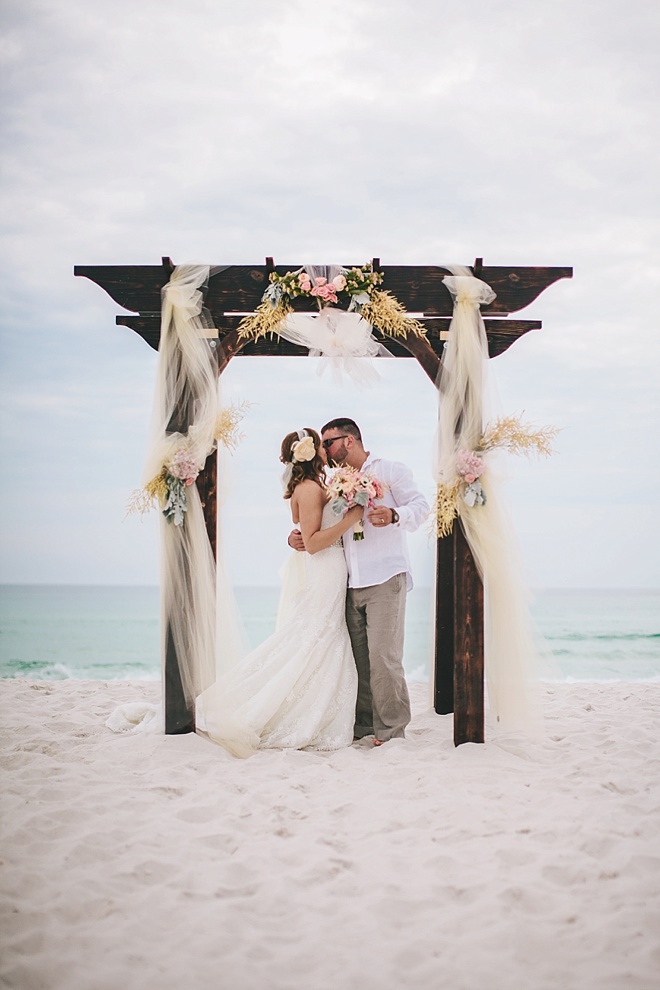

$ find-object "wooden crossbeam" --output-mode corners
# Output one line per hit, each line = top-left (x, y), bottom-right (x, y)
(114, 314), (543, 359)
(74, 262), (570, 320)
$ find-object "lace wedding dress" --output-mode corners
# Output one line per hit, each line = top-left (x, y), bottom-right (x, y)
(197, 503), (358, 757)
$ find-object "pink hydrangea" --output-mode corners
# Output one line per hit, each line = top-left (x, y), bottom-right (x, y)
(167, 448), (200, 482)
(456, 449), (484, 484)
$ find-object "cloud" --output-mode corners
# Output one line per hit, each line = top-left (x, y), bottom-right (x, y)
(0, 0), (658, 585)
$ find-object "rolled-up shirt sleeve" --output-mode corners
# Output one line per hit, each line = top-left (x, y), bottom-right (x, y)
(348, 456), (429, 589)
(386, 461), (429, 532)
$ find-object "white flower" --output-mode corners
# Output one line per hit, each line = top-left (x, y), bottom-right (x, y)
(291, 435), (316, 462)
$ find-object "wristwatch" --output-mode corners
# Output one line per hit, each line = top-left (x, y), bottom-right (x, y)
(391, 509), (400, 525)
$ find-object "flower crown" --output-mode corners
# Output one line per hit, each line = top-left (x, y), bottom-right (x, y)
(238, 262), (426, 343)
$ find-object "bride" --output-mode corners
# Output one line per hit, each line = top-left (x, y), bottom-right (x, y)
(197, 428), (362, 758)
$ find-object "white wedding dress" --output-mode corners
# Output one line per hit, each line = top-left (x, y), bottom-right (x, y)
(197, 503), (358, 758)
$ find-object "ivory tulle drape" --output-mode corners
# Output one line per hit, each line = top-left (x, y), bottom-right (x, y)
(436, 267), (542, 732)
(146, 265), (251, 709)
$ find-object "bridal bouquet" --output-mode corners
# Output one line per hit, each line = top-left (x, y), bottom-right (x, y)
(327, 467), (386, 540)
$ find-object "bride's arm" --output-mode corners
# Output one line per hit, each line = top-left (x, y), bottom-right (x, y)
(295, 481), (363, 555)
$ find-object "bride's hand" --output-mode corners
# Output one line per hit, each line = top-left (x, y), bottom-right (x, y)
(346, 504), (364, 522)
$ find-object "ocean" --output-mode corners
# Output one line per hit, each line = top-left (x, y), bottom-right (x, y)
(0, 585), (658, 684)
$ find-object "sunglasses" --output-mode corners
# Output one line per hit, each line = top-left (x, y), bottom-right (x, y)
(322, 435), (349, 450)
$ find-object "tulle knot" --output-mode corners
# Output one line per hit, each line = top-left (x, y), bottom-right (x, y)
(303, 311), (380, 359)
(163, 282), (203, 320)
(444, 275), (497, 309)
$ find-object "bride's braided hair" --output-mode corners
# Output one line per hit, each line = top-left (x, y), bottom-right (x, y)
(281, 428), (326, 500)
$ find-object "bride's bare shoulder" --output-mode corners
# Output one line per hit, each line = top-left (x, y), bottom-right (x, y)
(294, 479), (326, 502)
(291, 479), (325, 526)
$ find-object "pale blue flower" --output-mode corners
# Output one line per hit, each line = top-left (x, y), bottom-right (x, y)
(463, 481), (487, 507)
(348, 291), (370, 313)
(263, 282), (283, 308)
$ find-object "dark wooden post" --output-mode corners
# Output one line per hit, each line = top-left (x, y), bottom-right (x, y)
(452, 522), (484, 744)
(434, 527), (455, 715)
(434, 517), (485, 744)
(163, 447), (218, 734)
(197, 449), (218, 561)
(432, 259), (485, 744)
(160, 266), (219, 735)
(164, 625), (193, 733)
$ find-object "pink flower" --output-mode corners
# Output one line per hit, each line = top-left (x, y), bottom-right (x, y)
(167, 447), (200, 482)
(314, 276), (327, 286)
(327, 467), (387, 510)
(299, 279), (312, 292)
(311, 283), (338, 304)
(456, 449), (484, 484)
(332, 274), (347, 291)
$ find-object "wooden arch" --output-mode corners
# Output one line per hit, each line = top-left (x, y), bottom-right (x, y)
(75, 258), (572, 745)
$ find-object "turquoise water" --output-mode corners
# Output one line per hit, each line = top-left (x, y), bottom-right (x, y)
(0, 585), (658, 683)
(529, 588), (659, 682)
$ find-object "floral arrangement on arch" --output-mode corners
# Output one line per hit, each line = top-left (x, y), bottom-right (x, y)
(127, 402), (250, 527)
(237, 262), (426, 343)
(434, 416), (559, 537)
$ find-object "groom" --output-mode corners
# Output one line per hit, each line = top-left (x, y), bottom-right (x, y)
(289, 418), (429, 744)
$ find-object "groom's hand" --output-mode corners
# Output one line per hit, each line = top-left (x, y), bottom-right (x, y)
(288, 528), (306, 552)
(368, 507), (396, 527)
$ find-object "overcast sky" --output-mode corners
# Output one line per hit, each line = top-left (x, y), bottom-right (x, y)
(1, 0), (658, 589)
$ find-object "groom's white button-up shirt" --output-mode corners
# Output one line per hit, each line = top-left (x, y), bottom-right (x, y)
(343, 455), (429, 591)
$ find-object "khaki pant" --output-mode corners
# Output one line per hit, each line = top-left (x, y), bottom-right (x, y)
(346, 573), (410, 742)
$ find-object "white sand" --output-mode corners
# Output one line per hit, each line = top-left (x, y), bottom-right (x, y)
(1, 680), (659, 990)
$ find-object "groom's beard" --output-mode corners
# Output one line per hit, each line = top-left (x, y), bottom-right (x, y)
(328, 443), (349, 468)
